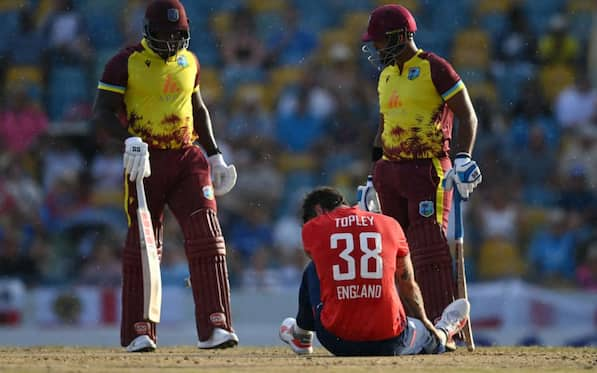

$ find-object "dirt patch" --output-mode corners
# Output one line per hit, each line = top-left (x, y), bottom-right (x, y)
(0, 346), (595, 373)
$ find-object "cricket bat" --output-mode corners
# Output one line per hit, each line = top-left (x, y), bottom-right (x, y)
(454, 191), (475, 352)
(136, 178), (162, 323)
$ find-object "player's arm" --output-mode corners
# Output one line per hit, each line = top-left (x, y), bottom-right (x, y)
(446, 88), (478, 155)
(396, 253), (429, 322)
(192, 89), (220, 156)
(91, 90), (130, 140)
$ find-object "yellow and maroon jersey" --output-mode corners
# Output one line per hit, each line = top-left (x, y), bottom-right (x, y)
(302, 206), (409, 341)
(98, 38), (200, 149)
(378, 49), (464, 160)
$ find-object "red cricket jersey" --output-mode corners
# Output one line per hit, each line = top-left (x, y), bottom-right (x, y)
(302, 206), (409, 341)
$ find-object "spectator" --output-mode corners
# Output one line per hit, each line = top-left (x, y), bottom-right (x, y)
(6, 5), (45, 66)
(0, 85), (48, 156)
(527, 209), (577, 286)
(474, 184), (525, 280)
(494, 5), (537, 65)
(538, 14), (580, 66)
(264, 5), (317, 67)
(219, 7), (266, 91)
(554, 69), (597, 131)
(42, 0), (94, 65)
(511, 124), (558, 206)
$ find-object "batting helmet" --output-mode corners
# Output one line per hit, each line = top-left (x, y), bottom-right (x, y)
(144, 0), (190, 58)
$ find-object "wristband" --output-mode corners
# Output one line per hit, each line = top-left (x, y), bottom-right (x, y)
(372, 147), (383, 162)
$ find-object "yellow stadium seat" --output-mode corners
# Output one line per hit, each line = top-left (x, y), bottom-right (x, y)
(210, 11), (231, 36)
(466, 81), (498, 104)
(476, 0), (513, 15)
(5, 66), (43, 89)
(452, 28), (491, 69)
(247, 0), (287, 12)
(478, 238), (525, 280)
(567, 0), (596, 12)
(0, 0), (25, 12)
(343, 11), (370, 32)
(373, 0), (419, 12)
(198, 68), (223, 103)
(539, 65), (575, 103)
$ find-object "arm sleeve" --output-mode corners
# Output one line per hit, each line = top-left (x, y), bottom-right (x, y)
(393, 219), (410, 257)
(428, 53), (465, 101)
(97, 50), (129, 94)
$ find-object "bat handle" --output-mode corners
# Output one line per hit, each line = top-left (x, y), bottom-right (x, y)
(454, 190), (463, 242)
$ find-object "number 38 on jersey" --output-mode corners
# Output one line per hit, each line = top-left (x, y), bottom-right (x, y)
(332, 232), (383, 300)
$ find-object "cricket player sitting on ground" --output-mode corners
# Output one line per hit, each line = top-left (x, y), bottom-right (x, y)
(92, 0), (238, 352)
(358, 3), (482, 335)
(279, 187), (470, 356)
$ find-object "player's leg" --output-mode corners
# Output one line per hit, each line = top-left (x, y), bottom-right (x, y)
(279, 262), (317, 355)
(372, 160), (409, 228)
(405, 158), (455, 323)
(167, 146), (237, 349)
(121, 177), (165, 351)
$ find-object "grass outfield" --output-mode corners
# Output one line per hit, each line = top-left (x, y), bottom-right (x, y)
(0, 346), (595, 372)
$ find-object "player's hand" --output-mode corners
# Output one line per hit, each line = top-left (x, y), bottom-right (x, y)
(208, 153), (237, 196)
(357, 175), (380, 213)
(123, 137), (151, 182)
(443, 153), (482, 200)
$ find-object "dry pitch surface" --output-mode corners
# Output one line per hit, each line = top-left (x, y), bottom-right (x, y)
(0, 346), (595, 373)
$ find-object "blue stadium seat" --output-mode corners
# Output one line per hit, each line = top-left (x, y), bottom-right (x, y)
(85, 12), (124, 49)
(48, 66), (90, 120)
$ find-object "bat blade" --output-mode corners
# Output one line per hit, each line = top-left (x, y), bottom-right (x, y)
(456, 240), (475, 352)
(136, 180), (162, 323)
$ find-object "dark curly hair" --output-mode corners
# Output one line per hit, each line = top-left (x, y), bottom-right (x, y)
(302, 186), (347, 223)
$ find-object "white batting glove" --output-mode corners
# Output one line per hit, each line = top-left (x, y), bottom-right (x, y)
(444, 153), (482, 200)
(208, 153), (237, 196)
(123, 137), (151, 182)
(356, 175), (381, 213)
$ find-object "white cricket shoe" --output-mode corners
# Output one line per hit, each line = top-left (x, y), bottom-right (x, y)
(279, 317), (313, 355)
(197, 328), (239, 349)
(435, 299), (470, 344)
(126, 335), (156, 352)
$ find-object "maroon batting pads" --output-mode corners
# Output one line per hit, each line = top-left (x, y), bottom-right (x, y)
(183, 208), (233, 341)
(121, 229), (157, 346)
(406, 221), (455, 322)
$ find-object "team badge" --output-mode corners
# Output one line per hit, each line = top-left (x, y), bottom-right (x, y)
(419, 201), (434, 218)
(177, 55), (188, 67)
(167, 8), (179, 22)
(203, 185), (214, 200)
(408, 67), (420, 80)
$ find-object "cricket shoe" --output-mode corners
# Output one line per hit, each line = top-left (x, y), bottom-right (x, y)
(279, 317), (313, 355)
(435, 299), (470, 346)
(126, 335), (156, 352)
(197, 328), (239, 349)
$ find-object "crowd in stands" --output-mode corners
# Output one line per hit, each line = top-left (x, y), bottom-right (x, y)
(0, 0), (596, 293)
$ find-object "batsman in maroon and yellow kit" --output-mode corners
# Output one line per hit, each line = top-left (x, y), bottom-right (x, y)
(360, 4), (482, 330)
(92, 0), (238, 352)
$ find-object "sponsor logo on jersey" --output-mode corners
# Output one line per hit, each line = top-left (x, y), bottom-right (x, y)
(177, 55), (188, 67)
(419, 200), (434, 217)
(408, 66), (420, 80)
(203, 185), (214, 200)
